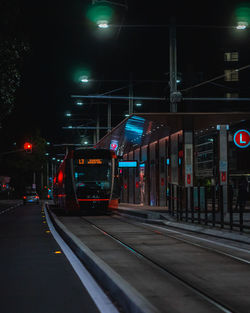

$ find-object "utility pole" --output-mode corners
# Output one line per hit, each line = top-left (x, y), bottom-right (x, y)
(33, 172), (36, 190)
(108, 102), (111, 132)
(46, 161), (49, 187)
(129, 73), (133, 114)
(169, 19), (181, 112)
(96, 103), (100, 142)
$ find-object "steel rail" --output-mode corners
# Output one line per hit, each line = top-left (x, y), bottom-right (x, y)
(113, 214), (250, 265)
(144, 223), (250, 265)
(81, 216), (234, 313)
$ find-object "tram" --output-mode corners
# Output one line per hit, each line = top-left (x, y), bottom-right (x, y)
(53, 148), (120, 214)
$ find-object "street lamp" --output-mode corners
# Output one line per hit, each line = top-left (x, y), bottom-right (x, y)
(65, 112), (72, 117)
(236, 21), (248, 30)
(135, 102), (142, 107)
(75, 100), (83, 106)
(80, 75), (89, 83)
(97, 20), (109, 28)
(87, 3), (114, 29)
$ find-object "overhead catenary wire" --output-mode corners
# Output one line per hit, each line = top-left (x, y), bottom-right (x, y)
(181, 64), (250, 93)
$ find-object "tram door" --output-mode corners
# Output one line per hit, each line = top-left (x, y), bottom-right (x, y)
(139, 164), (145, 205)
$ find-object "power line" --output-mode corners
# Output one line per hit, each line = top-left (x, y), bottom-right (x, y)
(181, 64), (250, 93)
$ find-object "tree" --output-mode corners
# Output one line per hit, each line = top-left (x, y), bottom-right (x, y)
(0, 0), (29, 124)
(0, 132), (48, 194)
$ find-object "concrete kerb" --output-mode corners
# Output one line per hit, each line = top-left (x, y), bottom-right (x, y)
(116, 207), (250, 245)
(45, 205), (160, 313)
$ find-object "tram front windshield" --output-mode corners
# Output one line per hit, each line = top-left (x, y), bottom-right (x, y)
(74, 158), (111, 190)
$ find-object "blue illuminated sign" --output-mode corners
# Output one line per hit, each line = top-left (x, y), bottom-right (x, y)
(118, 161), (138, 168)
(125, 116), (145, 144)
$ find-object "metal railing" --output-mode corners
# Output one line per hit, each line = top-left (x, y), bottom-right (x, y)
(167, 184), (250, 233)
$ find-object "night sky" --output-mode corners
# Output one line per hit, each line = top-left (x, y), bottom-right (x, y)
(3, 0), (248, 148)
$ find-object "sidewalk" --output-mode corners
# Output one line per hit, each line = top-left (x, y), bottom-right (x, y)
(117, 203), (250, 244)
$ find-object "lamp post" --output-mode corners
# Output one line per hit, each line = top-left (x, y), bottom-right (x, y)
(91, 10), (248, 113)
(169, 20), (179, 112)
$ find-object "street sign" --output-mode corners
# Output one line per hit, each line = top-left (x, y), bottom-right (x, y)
(219, 160), (227, 172)
(233, 129), (250, 148)
(110, 140), (118, 151)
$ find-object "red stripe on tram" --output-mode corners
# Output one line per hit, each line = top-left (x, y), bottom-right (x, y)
(78, 199), (109, 202)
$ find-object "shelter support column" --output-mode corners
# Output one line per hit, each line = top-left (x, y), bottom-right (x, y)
(170, 133), (179, 210)
(184, 131), (193, 210)
(219, 125), (228, 212)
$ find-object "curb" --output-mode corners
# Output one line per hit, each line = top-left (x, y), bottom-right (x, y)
(46, 205), (160, 313)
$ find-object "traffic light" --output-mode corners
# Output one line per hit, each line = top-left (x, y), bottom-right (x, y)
(24, 142), (32, 153)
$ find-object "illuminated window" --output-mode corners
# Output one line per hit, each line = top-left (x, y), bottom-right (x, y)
(225, 93), (239, 98)
(224, 69), (239, 81)
(224, 52), (239, 62)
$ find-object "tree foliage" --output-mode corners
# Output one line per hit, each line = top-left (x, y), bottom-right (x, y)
(0, 0), (29, 123)
(4, 133), (47, 172)
(0, 132), (48, 192)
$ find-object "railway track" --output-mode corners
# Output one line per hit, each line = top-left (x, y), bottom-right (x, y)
(78, 214), (250, 313)
(113, 215), (250, 265)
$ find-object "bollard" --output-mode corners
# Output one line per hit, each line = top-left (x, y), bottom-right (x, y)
(197, 186), (201, 224)
(176, 186), (179, 221)
(168, 184), (172, 215)
(212, 185), (216, 227)
(228, 185), (233, 231)
(239, 201), (244, 232)
(179, 186), (183, 221)
(204, 187), (208, 226)
(219, 186), (224, 228)
(185, 187), (188, 222)
(191, 186), (194, 223)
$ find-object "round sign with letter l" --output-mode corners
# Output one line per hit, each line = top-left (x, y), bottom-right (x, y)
(233, 129), (250, 148)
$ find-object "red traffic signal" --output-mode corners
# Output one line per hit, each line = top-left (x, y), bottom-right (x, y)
(24, 142), (32, 153)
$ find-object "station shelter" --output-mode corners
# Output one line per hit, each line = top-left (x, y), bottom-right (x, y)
(96, 112), (250, 213)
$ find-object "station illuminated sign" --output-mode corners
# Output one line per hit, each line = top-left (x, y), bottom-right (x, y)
(118, 161), (138, 168)
(233, 129), (250, 148)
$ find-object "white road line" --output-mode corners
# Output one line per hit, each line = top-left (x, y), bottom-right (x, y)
(144, 223), (250, 255)
(44, 207), (119, 313)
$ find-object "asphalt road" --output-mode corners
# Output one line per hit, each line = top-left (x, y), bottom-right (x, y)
(0, 203), (101, 313)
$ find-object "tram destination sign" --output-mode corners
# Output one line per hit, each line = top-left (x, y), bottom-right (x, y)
(233, 129), (250, 148)
(78, 159), (103, 165)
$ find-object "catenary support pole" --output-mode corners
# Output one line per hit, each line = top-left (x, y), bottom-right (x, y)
(169, 19), (178, 112)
